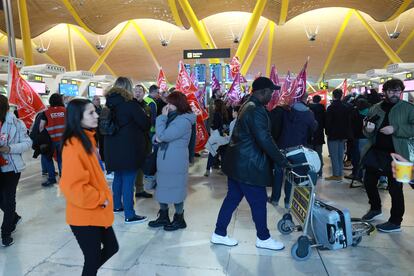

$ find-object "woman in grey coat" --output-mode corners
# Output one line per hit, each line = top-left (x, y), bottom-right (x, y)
(148, 91), (196, 231)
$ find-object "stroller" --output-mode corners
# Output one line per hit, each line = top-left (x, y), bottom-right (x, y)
(276, 146), (375, 261)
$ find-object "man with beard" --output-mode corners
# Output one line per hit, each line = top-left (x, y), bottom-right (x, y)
(361, 79), (414, 232)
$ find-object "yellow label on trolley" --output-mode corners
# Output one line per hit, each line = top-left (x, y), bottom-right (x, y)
(291, 186), (311, 225)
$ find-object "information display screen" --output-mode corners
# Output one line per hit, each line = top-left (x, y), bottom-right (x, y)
(194, 64), (206, 83)
(209, 63), (222, 83)
(59, 83), (79, 97)
(27, 81), (46, 94)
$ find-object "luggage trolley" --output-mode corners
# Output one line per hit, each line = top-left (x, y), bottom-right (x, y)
(276, 147), (375, 261)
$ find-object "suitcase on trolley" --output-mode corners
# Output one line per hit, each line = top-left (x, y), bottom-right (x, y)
(312, 200), (353, 250)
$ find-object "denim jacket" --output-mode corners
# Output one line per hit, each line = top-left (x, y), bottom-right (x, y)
(0, 112), (32, 173)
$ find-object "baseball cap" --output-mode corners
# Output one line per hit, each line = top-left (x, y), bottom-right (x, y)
(252, 77), (281, 92)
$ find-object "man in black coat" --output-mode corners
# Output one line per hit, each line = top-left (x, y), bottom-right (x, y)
(325, 89), (352, 181)
(309, 95), (325, 177)
(211, 77), (289, 251)
(104, 86), (151, 223)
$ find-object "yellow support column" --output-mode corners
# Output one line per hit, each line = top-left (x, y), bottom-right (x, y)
(235, 0), (268, 63)
(318, 9), (354, 82)
(355, 10), (402, 64)
(89, 21), (131, 74)
(241, 21), (269, 76)
(69, 26), (116, 76)
(17, 0), (33, 65)
(60, 0), (94, 33)
(67, 24), (77, 71)
(278, 0), (289, 25)
(167, 0), (184, 27)
(131, 21), (161, 70)
(384, 28), (414, 67)
(201, 20), (217, 49)
(266, 21), (275, 76)
(387, 0), (413, 21)
(177, 0), (219, 63)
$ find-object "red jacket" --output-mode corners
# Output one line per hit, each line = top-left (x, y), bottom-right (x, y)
(45, 106), (66, 142)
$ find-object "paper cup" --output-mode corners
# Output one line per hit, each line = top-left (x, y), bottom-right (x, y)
(395, 160), (413, 183)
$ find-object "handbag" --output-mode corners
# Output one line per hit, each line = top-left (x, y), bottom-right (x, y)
(142, 146), (158, 176)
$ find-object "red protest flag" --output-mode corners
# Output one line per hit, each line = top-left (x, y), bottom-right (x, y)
(176, 61), (198, 96)
(211, 71), (221, 92)
(226, 73), (243, 106)
(194, 115), (209, 152)
(278, 71), (293, 106)
(157, 68), (168, 92)
(342, 79), (348, 97)
(8, 60), (46, 129)
(266, 65), (281, 110)
(230, 56), (241, 79)
(290, 60), (308, 103)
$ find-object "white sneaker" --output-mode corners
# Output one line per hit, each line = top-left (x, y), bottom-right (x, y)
(256, 237), (284, 251)
(210, 233), (238, 246)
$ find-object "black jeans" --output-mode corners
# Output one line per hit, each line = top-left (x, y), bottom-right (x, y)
(70, 226), (119, 276)
(0, 171), (21, 238)
(364, 166), (405, 225)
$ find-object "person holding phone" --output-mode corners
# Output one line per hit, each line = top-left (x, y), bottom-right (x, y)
(59, 99), (118, 275)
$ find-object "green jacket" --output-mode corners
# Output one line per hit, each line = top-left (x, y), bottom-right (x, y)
(362, 100), (414, 161)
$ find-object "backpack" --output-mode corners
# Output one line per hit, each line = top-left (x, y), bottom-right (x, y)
(99, 107), (119, 136)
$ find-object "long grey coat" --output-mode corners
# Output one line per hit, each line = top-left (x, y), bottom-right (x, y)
(155, 113), (196, 204)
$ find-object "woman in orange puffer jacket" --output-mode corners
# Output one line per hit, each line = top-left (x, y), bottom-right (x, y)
(59, 98), (118, 276)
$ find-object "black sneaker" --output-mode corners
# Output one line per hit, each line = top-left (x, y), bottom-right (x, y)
(113, 207), (124, 213)
(11, 214), (22, 234)
(2, 236), (14, 247)
(349, 180), (363, 188)
(135, 191), (153, 198)
(376, 222), (401, 233)
(125, 215), (148, 224)
(344, 174), (354, 180)
(41, 180), (57, 187)
(361, 210), (382, 222)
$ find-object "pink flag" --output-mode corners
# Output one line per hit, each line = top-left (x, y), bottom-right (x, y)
(278, 71), (293, 106)
(226, 73), (243, 106)
(342, 79), (348, 97)
(266, 65), (281, 111)
(190, 71), (198, 87)
(176, 61), (198, 96)
(240, 74), (248, 83)
(9, 61), (46, 129)
(211, 71), (221, 91)
(195, 84), (207, 110)
(157, 68), (168, 92)
(230, 56), (241, 79)
(289, 61), (308, 103)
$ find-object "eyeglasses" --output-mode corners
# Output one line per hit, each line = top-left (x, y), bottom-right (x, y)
(387, 89), (402, 94)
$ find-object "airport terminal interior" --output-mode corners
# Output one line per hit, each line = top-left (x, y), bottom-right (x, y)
(1, 0), (414, 275)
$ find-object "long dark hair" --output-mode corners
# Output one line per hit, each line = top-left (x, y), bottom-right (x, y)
(0, 94), (9, 123)
(214, 99), (229, 122)
(62, 98), (94, 154)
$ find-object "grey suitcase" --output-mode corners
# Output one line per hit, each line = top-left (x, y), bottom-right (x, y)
(312, 200), (353, 250)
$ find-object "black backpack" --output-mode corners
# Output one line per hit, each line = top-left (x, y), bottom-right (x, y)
(99, 107), (119, 136)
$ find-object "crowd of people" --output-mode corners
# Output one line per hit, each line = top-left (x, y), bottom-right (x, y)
(1, 76), (413, 275)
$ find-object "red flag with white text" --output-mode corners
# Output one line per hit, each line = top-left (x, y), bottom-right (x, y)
(226, 73), (243, 106)
(176, 61), (198, 95)
(230, 56), (241, 79)
(8, 61), (46, 129)
(157, 68), (168, 92)
(289, 60), (308, 104)
(278, 71), (293, 106)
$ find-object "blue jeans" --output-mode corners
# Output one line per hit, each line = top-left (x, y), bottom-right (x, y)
(41, 154), (48, 174)
(270, 167), (292, 205)
(112, 170), (138, 219)
(215, 178), (270, 240)
(327, 140), (345, 177)
(45, 141), (62, 182)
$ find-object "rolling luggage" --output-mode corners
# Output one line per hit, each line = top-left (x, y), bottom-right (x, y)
(312, 200), (353, 250)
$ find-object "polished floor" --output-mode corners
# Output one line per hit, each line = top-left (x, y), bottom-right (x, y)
(1, 151), (414, 276)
